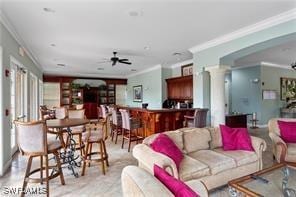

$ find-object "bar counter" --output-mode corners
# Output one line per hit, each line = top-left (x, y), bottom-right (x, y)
(117, 106), (196, 137)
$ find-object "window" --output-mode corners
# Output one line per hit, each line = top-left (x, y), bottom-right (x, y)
(43, 82), (60, 108)
(39, 79), (43, 105)
(29, 73), (38, 121)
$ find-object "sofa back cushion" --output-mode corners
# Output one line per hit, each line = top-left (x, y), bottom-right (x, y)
(278, 120), (296, 143)
(154, 165), (199, 197)
(183, 128), (211, 153)
(150, 134), (184, 169)
(207, 127), (222, 149)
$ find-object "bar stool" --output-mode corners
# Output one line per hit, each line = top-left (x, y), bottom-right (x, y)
(67, 109), (86, 156)
(14, 121), (65, 197)
(81, 114), (110, 175)
(120, 109), (144, 152)
(111, 108), (122, 144)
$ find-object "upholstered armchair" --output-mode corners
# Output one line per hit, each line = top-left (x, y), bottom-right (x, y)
(184, 108), (208, 128)
(268, 118), (296, 163)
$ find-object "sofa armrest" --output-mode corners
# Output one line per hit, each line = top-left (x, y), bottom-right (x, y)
(121, 166), (173, 197)
(269, 132), (287, 163)
(250, 136), (266, 169)
(133, 144), (179, 179)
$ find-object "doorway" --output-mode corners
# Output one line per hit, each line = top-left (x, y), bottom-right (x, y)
(10, 57), (27, 154)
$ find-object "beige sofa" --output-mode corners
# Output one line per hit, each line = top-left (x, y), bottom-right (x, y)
(268, 118), (296, 163)
(121, 165), (208, 197)
(133, 127), (266, 190)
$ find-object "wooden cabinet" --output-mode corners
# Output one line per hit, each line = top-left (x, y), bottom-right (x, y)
(166, 75), (193, 100)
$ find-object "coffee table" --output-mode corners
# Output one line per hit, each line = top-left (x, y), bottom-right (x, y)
(228, 163), (296, 197)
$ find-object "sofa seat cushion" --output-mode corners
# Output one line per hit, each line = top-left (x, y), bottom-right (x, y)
(287, 143), (296, 155)
(188, 150), (236, 175)
(214, 148), (258, 167)
(179, 155), (210, 181)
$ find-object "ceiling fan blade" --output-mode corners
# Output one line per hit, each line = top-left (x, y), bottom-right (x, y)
(112, 61), (116, 66)
(97, 60), (111, 64)
(119, 61), (132, 65)
(119, 59), (129, 62)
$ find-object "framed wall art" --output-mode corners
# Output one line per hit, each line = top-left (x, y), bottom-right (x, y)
(280, 77), (296, 101)
(181, 63), (193, 76)
(133, 85), (143, 102)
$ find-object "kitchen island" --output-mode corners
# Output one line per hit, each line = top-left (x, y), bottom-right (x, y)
(117, 106), (196, 137)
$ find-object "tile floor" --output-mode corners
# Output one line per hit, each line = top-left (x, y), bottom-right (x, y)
(0, 127), (274, 197)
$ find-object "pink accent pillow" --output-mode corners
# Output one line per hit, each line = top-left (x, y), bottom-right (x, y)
(150, 134), (183, 169)
(219, 125), (254, 151)
(278, 120), (296, 143)
(154, 165), (199, 197)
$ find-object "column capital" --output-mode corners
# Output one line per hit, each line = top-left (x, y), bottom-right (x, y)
(205, 65), (231, 74)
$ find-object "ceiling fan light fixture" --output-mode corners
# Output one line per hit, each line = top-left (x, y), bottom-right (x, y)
(291, 61), (296, 70)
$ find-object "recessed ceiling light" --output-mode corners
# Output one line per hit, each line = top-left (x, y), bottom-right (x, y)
(144, 46), (150, 50)
(43, 8), (55, 13)
(57, 63), (65, 67)
(97, 68), (104, 71)
(173, 52), (182, 56)
(131, 69), (137, 72)
(128, 10), (143, 17)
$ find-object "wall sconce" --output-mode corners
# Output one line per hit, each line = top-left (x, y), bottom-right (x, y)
(5, 69), (10, 77)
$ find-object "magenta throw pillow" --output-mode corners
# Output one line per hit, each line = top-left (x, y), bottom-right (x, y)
(150, 133), (183, 169)
(219, 125), (254, 151)
(154, 165), (199, 197)
(278, 120), (296, 143)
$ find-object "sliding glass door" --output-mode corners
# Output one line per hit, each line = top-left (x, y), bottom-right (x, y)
(10, 58), (27, 153)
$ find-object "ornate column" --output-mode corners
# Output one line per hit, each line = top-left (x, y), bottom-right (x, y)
(205, 65), (230, 127)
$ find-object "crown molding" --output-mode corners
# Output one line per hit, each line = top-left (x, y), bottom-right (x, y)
(232, 61), (292, 70)
(170, 59), (193, 69)
(0, 10), (43, 71)
(44, 71), (125, 79)
(260, 61), (292, 70)
(189, 8), (296, 53)
(125, 64), (162, 78)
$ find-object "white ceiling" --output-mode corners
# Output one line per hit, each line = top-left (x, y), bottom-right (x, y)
(235, 40), (296, 68)
(1, 0), (295, 78)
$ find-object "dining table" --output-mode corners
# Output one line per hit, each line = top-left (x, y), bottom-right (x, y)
(46, 118), (90, 177)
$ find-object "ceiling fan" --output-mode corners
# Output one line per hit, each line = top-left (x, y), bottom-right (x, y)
(99, 52), (132, 66)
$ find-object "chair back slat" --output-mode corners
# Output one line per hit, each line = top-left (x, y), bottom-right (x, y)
(14, 121), (46, 154)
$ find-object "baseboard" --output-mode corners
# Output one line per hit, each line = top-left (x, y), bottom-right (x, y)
(0, 158), (11, 176)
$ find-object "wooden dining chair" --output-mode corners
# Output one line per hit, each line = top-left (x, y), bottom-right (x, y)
(120, 109), (144, 152)
(67, 109), (86, 156)
(54, 107), (67, 120)
(14, 120), (65, 197)
(81, 114), (110, 175)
